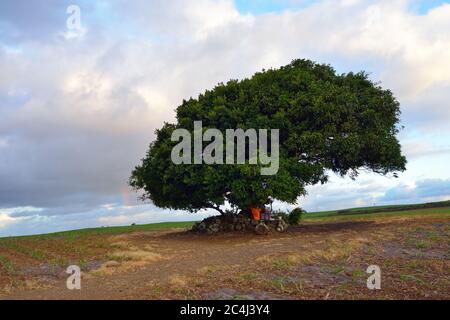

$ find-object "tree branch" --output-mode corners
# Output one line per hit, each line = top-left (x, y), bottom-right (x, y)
(205, 203), (225, 215)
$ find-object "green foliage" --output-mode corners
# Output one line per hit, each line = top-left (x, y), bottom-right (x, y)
(0, 255), (15, 274)
(130, 59), (406, 213)
(288, 207), (306, 225)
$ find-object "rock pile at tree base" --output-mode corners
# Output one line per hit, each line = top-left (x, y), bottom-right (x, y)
(191, 213), (288, 235)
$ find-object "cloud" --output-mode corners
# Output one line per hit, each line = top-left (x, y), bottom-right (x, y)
(0, 0), (114, 45)
(402, 140), (450, 159)
(284, 176), (450, 212)
(0, 0), (449, 236)
(0, 207), (29, 229)
(382, 179), (450, 202)
(119, 0), (247, 40)
(0, 213), (17, 229)
(0, 203), (214, 237)
(293, 174), (389, 211)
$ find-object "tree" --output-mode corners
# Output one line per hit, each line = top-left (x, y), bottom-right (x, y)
(130, 59), (406, 215)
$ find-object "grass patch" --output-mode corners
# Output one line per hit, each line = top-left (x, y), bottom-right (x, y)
(305, 207), (450, 222)
(0, 255), (15, 274)
(399, 274), (426, 284)
(307, 200), (450, 218)
(414, 240), (430, 249)
(0, 221), (196, 241)
(351, 269), (366, 280)
(330, 265), (345, 275)
(30, 249), (47, 261)
(270, 276), (290, 291)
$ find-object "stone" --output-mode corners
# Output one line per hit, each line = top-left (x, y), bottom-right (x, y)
(255, 223), (269, 235)
(191, 212), (288, 235)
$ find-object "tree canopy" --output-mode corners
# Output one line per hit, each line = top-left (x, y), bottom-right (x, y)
(130, 59), (406, 214)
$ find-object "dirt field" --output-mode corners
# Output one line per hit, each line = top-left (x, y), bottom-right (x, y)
(0, 210), (449, 300)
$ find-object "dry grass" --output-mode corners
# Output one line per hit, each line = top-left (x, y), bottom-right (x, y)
(197, 265), (221, 274)
(1, 212), (448, 299)
(168, 274), (189, 288)
(110, 249), (163, 262)
(110, 241), (130, 249)
(0, 278), (51, 296)
(255, 237), (370, 269)
(89, 238), (166, 277)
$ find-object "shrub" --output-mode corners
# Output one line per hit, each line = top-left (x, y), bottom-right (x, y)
(288, 208), (306, 225)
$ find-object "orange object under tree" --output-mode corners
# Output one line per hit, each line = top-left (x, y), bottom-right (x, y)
(250, 207), (261, 220)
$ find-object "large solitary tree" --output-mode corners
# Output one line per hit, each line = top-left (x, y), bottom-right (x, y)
(130, 59), (406, 215)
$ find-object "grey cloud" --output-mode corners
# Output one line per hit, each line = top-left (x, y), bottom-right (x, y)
(402, 141), (450, 159)
(401, 84), (450, 132)
(0, 114), (154, 210)
(0, 0), (77, 43)
(295, 177), (450, 213)
(381, 179), (450, 202)
(1, 0), (450, 237)
(0, 203), (213, 237)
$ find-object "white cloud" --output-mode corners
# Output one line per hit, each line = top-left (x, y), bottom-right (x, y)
(0, 0), (449, 235)
(0, 211), (25, 229)
(0, 137), (8, 148)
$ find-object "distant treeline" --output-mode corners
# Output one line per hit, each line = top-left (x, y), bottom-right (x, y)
(336, 200), (450, 216)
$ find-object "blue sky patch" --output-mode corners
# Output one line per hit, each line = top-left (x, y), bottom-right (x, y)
(234, 0), (450, 15)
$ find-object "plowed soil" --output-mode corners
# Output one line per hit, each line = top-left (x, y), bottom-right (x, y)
(1, 214), (449, 300)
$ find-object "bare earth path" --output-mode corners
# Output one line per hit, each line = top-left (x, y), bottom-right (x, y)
(1, 215), (449, 299)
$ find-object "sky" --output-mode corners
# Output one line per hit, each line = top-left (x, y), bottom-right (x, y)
(0, 0), (449, 237)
